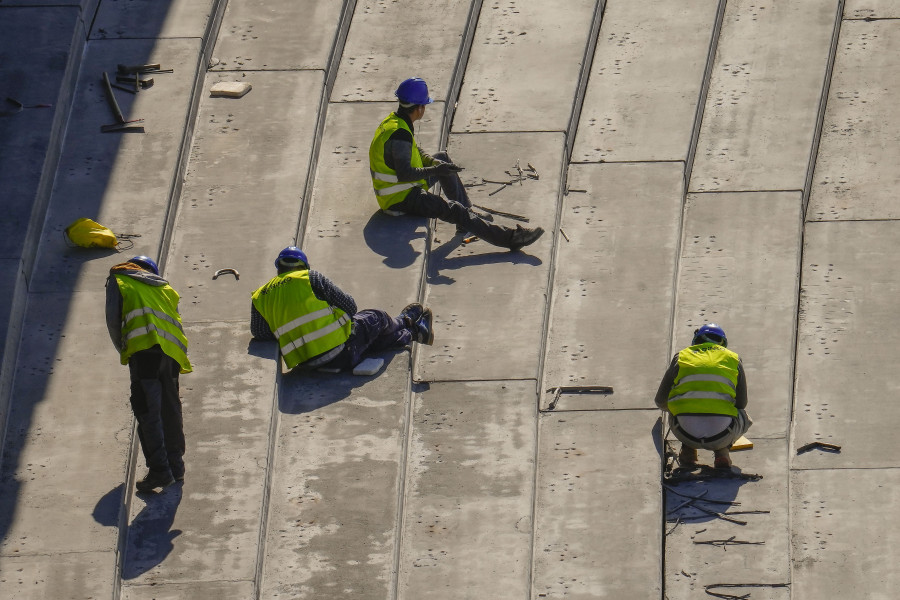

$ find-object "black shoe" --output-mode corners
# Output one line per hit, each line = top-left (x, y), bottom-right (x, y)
(508, 225), (544, 251)
(136, 470), (175, 493)
(414, 308), (435, 345)
(399, 302), (425, 327)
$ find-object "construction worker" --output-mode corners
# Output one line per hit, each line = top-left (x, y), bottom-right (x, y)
(369, 77), (544, 251)
(251, 247), (434, 371)
(105, 256), (192, 492)
(654, 324), (751, 470)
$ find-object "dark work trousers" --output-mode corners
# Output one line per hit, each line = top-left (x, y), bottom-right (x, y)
(391, 152), (517, 248)
(128, 346), (185, 478)
(324, 309), (413, 371)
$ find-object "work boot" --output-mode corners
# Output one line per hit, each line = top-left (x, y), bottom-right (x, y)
(678, 444), (698, 467)
(714, 449), (733, 470)
(136, 470), (175, 493)
(399, 303), (425, 328)
(413, 308), (435, 345)
(508, 225), (544, 251)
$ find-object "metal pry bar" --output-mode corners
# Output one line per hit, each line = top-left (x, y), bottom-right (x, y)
(212, 268), (240, 280)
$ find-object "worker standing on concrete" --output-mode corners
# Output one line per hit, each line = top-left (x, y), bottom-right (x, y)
(105, 256), (192, 492)
(654, 324), (752, 470)
(369, 77), (544, 251)
(251, 247), (434, 371)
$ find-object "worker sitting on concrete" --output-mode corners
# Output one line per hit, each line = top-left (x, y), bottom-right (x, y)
(654, 323), (752, 470)
(369, 76), (544, 251)
(251, 246), (433, 372)
(105, 256), (192, 492)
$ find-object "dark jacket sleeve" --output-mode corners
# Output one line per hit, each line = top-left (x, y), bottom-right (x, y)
(309, 270), (357, 316)
(653, 355), (680, 411)
(385, 130), (440, 182)
(734, 361), (748, 410)
(105, 276), (124, 353)
(250, 303), (275, 341)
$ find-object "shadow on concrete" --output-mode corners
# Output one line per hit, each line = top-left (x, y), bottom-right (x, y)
(279, 348), (406, 414)
(93, 483), (125, 528)
(363, 211), (425, 269)
(121, 483), (184, 580)
(426, 235), (543, 285)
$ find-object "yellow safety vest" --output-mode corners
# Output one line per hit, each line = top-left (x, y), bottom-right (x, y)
(667, 343), (739, 417)
(369, 112), (428, 210)
(115, 275), (192, 373)
(251, 270), (352, 370)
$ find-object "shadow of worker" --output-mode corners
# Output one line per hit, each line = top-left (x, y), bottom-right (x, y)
(363, 210), (426, 269)
(121, 483), (183, 579)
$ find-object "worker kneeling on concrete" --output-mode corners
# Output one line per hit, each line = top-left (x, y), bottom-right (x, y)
(106, 256), (192, 493)
(251, 247), (434, 372)
(369, 77), (544, 251)
(654, 324), (752, 470)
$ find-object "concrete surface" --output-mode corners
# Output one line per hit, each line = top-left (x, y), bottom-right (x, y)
(1, 1), (898, 599)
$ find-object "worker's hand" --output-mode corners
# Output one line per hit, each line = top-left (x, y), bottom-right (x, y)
(432, 161), (464, 176)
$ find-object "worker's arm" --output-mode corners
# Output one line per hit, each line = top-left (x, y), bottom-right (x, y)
(385, 130), (451, 182)
(250, 304), (275, 341)
(309, 270), (357, 317)
(734, 361), (748, 409)
(653, 355), (679, 411)
(105, 276), (124, 353)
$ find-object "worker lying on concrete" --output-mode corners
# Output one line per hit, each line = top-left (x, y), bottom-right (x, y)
(369, 77), (544, 251)
(251, 247), (434, 372)
(654, 323), (752, 470)
(105, 256), (192, 492)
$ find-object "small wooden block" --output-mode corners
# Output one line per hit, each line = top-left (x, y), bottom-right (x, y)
(731, 435), (753, 451)
(353, 357), (384, 376)
(210, 82), (252, 98)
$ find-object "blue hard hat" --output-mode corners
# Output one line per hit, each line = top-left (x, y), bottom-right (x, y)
(129, 255), (159, 275)
(275, 246), (309, 270)
(693, 323), (727, 347)
(395, 77), (433, 106)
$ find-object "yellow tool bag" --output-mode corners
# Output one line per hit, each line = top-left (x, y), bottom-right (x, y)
(63, 218), (140, 250)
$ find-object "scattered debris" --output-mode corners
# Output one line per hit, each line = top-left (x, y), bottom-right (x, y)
(704, 583), (789, 599)
(663, 486), (740, 506)
(212, 268), (240, 280)
(471, 204), (530, 223)
(796, 441), (841, 454)
(352, 357), (384, 376)
(210, 81), (252, 98)
(566, 188), (587, 194)
(101, 71), (144, 133)
(3, 97), (52, 116)
(545, 385), (613, 411)
(694, 536), (765, 549)
(560, 228), (570, 242)
(462, 235), (479, 244)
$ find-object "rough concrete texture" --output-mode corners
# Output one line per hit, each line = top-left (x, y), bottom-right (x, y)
(572, 0), (720, 163)
(333, 0), (471, 103)
(808, 19), (900, 221)
(690, 0), (838, 192)
(2, 1), (900, 598)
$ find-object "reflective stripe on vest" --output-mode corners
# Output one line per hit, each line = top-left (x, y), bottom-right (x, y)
(369, 112), (427, 210)
(115, 275), (192, 373)
(667, 343), (739, 417)
(251, 270), (352, 370)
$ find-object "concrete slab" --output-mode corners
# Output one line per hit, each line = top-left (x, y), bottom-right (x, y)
(123, 580), (255, 600)
(542, 163), (682, 410)
(332, 0), (470, 103)
(0, 291), (132, 557)
(260, 358), (410, 599)
(532, 410), (660, 599)
(0, 551), (114, 600)
(689, 0), (839, 192)
(417, 132), (561, 382)
(0, 8), (82, 258)
(121, 321), (276, 585)
(28, 38), (202, 293)
(676, 192), (802, 439)
(791, 468), (900, 599)
(211, 0), (343, 71)
(572, 0), (720, 163)
(397, 381), (534, 599)
(92, 0), (213, 39)
(167, 70), (324, 323)
(845, 0), (900, 18)
(454, 0), (596, 132)
(807, 20), (900, 221)
(300, 102), (438, 312)
(664, 438), (790, 600)
(793, 221), (900, 469)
